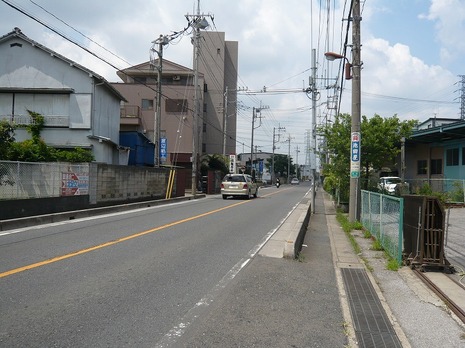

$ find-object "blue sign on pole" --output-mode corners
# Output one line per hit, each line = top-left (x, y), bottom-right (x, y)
(350, 132), (360, 178)
(160, 138), (167, 162)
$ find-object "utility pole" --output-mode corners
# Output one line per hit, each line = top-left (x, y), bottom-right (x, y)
(285, 134), (293, 182)
(272, 125), (285, 183)
(349, 0), (362, 222)
(186, 1), (212, 196)
(222, 86), (228, 155)
(250, 107), (257, 179)
(295, 145), (300, 178)
(150, 35), (169, 167)
(310, 48), (317, 213)
(250, 103), (268, 180)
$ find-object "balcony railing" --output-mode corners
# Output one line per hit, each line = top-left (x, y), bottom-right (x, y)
(0, 114), (69, 127)
(119, 105), (142, 127)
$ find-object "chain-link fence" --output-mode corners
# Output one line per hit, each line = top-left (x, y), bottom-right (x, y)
(406, 178), (465, 204)
(361, 190), (404, 263)
(361, 177), (465, 204)
(0, 161), (89, 200)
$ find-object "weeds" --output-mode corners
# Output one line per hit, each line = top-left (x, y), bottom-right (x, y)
(372, 239), (384, 251)
(336, 211), (400, 272)
(386, 254), (400, 271)
(336, 212), (361, 255)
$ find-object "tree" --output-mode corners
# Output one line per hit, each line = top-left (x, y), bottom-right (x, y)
(320, 113), (351, 201)
(0, 120), (16, 160)
(200, 154), (229, 177)
(320, 113), (417, 200)
(1, 110), (94, 163)
(265, 154), (295, 179)
(361, 114), (417, 185)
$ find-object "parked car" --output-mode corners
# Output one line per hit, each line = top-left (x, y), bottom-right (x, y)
(377, 176), (409, 195)
(221, 174), (258, 199)
(291, 177), (300, 185)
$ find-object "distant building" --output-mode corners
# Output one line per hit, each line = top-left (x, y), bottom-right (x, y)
(198, 31), (238, 156)
(111, 31), (238, 183)
(0, 28), (128, 164)
(405, 118), (465, 183)
(415, 117), (462, 130)
(112, 60), (199, 168)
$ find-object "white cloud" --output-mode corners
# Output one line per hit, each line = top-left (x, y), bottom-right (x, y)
(424, 0), (465, 65)
(0, 0), (462, 153)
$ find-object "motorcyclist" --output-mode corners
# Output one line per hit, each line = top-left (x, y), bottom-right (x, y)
(276, 177), (280, 188)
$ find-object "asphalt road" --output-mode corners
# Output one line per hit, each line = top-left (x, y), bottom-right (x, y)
(0, 183), (310, 347)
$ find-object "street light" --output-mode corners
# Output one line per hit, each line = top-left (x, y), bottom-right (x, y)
(324, 52), (352, 80)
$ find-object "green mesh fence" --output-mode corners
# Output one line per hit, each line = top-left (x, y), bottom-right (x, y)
(361, 190), (404, 263)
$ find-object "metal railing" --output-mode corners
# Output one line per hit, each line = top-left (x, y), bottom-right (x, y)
(1, 114), (69, 127)
(361, 190), (404, 263)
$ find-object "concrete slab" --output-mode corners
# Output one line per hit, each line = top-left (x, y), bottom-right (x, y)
(425, 272), (465, 310)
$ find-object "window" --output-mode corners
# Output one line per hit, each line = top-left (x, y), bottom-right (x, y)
(417, 160), (427, 175)
(446, 148), (459, 166)
(462, 147), (465, 165)
(165, 99), (188, 113)
(430, 159), (442, 175)
(134, 77), (146, 84)
(141, 99), (153, 110)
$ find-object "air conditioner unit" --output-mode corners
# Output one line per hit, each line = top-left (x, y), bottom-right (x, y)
(172, 75), (181, 81)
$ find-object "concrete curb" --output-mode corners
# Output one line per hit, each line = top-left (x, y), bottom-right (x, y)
(259, 190), (312, 259)
(0, 194), (205, 231)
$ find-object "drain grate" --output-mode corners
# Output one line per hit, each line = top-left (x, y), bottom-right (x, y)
(341, 268), (402, 348)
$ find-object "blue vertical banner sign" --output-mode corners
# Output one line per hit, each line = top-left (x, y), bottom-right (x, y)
(160, 138), (167, 163)
(350, 132), (360, 178)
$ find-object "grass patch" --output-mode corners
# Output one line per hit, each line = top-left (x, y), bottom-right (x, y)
(336, 212), (361, 255)
(352, 221), (364, 230)
(386, 256), (400, 271)
(335, 211), (399, 272)
(363, 230), (371, 239)
(372, 239), (384, 251)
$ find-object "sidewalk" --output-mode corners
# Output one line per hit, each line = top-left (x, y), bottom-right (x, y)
(179, 190), (465, 347)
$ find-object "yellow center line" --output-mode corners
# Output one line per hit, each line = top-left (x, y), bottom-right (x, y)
(1, 199), (255, 279)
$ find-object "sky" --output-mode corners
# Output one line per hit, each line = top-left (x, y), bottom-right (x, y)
(1, 0), (464, 163)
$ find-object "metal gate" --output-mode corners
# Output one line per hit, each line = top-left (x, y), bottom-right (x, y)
(403, 195), (454, 273)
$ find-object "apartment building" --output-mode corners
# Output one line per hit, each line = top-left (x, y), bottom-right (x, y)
(112, 31), (238, 171)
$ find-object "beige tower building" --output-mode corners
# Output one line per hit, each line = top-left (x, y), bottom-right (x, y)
(198, 31), (238, 156)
